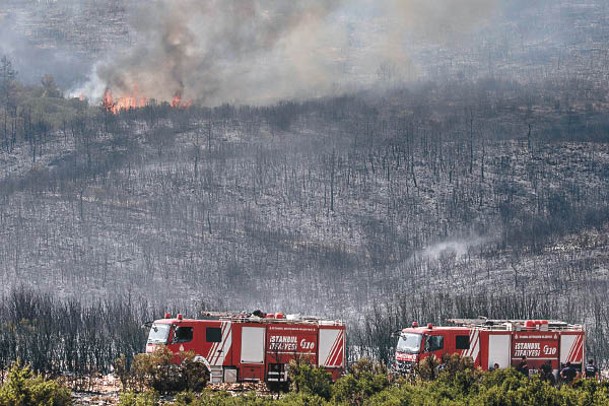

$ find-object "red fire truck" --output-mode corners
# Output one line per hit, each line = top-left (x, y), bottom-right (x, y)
(146, 311), (346, 387)
(394, 319), (585, 377)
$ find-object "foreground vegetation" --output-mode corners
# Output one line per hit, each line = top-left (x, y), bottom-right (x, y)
(111, 356), (609, 405)
(2, 356), (609, 406)
(0, 361), (71, 406)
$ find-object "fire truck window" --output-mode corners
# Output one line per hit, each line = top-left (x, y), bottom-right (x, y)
(206, 327), (222, 342)
(173, 326), (193, 343)
(426, 335), (444, 352)
(456, 335), (470, 350)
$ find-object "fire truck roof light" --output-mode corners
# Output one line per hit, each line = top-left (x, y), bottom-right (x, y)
(427, 323), (433, 329)
(412, 321), (419, 328)
(177, 313), (183, 320)
(164, 312), (171, 319)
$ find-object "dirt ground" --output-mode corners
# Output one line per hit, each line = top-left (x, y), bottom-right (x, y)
(70, 375), (272, 405)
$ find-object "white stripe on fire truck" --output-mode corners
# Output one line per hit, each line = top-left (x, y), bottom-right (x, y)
(567, 335), (576, 363)
(327, 331), (344, 366)
(568, 334), (583, 363)
(328, 332), (341, 366)
(333, 331), (345, 366)
(207, 322), (227, 363)
(217, 322), (232, 366)
(211, 322), (231, 366)
(325, 330), (341, 366)
(470, 329), (480, 364)
(464, 329), (479, 359)
(207, 335), (218, 361)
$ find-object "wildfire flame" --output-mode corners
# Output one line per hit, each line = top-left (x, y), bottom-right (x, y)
(102, 87), (192, 114)
(171, 91), (193, 109)
(102, 87), (147, 114)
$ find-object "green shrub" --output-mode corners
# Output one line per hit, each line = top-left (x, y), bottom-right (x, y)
(288, 358), (332, 400)
(332, 357), (390, 405)
(123, 347), (209, 393)
(365, 385), (414, 406)
(118, 389), (159, 406)
(0, 360), (71, 406)
(172, 390), (270, 406)
(273, 392), (327, 406)
(173, 390), (198, 405)
(415, 355), (440, 381)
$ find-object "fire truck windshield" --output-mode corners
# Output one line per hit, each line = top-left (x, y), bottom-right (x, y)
(397, 333), (422, 354)
(147, 323), (170, 344)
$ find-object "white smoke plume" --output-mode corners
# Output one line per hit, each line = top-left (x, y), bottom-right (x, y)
(77, 0), (498, 106)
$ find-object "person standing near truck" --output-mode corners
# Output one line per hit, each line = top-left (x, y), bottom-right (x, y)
(585, 359), (599, 380)
(560, 362), (577, 384)
(540, 360), (555, 385)
(516, 356), (529, 377)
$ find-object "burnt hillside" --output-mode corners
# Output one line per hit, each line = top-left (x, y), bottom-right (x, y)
(1, 0), (609, 366)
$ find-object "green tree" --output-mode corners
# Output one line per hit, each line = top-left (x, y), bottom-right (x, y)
(0, 360), (71, 406)
(288, 358), (332, 400)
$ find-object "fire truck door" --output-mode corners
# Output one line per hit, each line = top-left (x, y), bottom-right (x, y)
(241, 327), (265, 364)
(488, 334), (510, 369)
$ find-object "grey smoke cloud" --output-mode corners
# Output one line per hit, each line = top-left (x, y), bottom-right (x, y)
(78, 0), (498, 106)
(0, 10), (90, 87)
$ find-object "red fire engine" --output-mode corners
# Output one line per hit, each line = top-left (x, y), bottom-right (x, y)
(394, 319), (585, 377)
(146, 311), (346, 387)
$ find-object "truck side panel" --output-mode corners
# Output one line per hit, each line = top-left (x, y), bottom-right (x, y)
(241, 326), (266, 363)
(239, 326), (266, 381)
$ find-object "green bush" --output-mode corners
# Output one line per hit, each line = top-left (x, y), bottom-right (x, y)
(172, 389), (270, 405)
(415, 355), (440, 381)
(288, 358), (332, 400)
(332, 358), (390, 405)
(122, 347), (210, 393)
(365, 385), (415, 406)
(118, 389), (159, 406)
(273, 392), (327, 406)
(156, 360), (609, 406)
(0, 361), (71, 406)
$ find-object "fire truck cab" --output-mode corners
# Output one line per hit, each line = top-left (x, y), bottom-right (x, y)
(394, 319), (585, 377)
(146, 312), (346, 387)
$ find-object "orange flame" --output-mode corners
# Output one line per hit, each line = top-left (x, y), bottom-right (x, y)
(102, 87), (192, 114)
(170, 91), (193, 109)
(102, 87), (148, 114)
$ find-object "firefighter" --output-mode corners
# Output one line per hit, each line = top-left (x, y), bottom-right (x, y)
(516, 356), (529, 377)
(540, 360), (555, 385)
(560, 362), (577, 384)
(585, 359), (599, 380)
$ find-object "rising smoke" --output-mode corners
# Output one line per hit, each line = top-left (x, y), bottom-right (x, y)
(77, 0), (498, 106)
